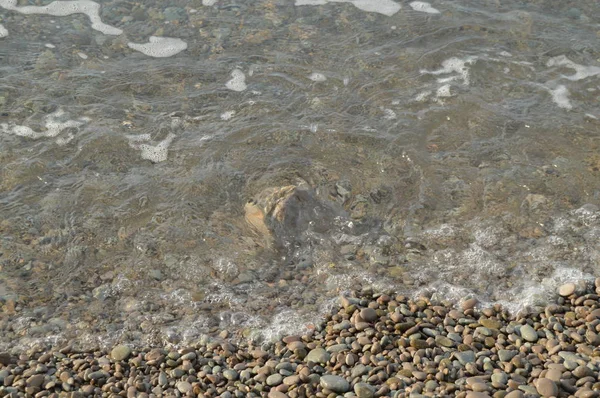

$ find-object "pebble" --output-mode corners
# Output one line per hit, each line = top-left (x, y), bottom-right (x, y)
(354, 382), (375, 398)
(1, 279), (600, 398)
(266, 373), (283, 386)
(536, 378), (558, 397)
(305, 347), (330, 364)
(455, 350), (475, 365)
(110, 345), (132, 361)
(519, 324), (538, 342)
(360, 307), (378, 322)
(175, 381), (192, 394)
(559, 282), (576, 296)
(320, 374), (350, 393)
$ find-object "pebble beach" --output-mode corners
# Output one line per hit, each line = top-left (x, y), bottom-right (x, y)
(2, 279), (600, 398)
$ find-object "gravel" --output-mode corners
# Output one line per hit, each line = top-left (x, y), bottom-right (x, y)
(1, 280), (600, 397)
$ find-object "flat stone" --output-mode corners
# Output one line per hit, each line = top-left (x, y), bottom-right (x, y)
(504, 391), (524, 398)
(26, 374), (45, 388)
(305, 348), (330, 364)
(283, 375), (300, 386)
(320, 375), (350, 393)
(267, 392), (288, 398)
(462, 298), (478, 310)
(354, 382), (375, 398)
(545, 368), (562, 381)
(176, 381), (192, 394)
(572, 365), (593, 378)
(498, 350), (518, 362)
(455, 350), (476, 365)
(435, 335), (455, 347)
(519, 324), (538, 342)
(326, 344), (348, 353)
(0, 352), (11, 366)
(266, 374), (283, 386)
(360, 308), (378, 322)
(480, 318), (502, 329)
(536, 378), (558, 397)
(491, 372), (508, 386)
(471, 382), (489, 392)
(158, 372), (168, 386)
(110, 345), (132, 361)
(466, 392), (491, 398)
(351, 364), (368, 378)
(558, 283), (576, 297)
(223, 369), (238, 381)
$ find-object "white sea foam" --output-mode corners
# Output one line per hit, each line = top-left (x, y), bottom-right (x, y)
(127, 36), (188, 58)
(547, 85), (572, 110)
(0, 0), (123, 35)
(295, 0), (401, 17)
(415, 90), (431, 101)
(436, 84), (452, 97)
(0, 23), (7, 38)
(308, 72), (327, 82)
(127, 133), (176, 163)
(220, 110), (235, 120)
(409, 1), (440, 14)
(0, 109), (89, 142)
(421, 56), (476, 85)
(225, 69), (247, 92)
(547, 55), (600, 81)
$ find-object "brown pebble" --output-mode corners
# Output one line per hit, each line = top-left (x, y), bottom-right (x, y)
(462, 298), (478, 311)
(360, 307), (378, 322)
(536, 378), (558, 397)
(558, 283), (576, 297)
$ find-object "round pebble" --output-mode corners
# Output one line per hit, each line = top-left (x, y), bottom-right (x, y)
(320, 374), (350, 393)
(558, 283), (576, 297)
(536, 378), (558, 397)
(110, 345), (132, 361)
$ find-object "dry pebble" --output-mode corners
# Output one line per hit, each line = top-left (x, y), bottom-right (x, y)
(3, 280), (600, 397)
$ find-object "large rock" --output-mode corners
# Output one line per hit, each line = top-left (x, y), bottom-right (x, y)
(244, 185), (341, 248)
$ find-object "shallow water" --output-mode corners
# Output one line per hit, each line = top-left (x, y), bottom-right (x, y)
(0, 0), (599, 351)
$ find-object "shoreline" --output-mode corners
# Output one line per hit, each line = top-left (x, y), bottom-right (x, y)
(1, 280), (600, 397)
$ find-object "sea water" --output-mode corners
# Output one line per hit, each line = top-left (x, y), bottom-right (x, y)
(0, 0), (599, 351)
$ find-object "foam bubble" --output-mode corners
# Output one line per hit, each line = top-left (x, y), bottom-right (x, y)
(409, 1), (440, 14)
(1, 109), (89, 142)
(128, 133), (176, 163)
(127, 36), (188, 58)
(308, 72), (327, 82)
(0, 23), (7, 38)
(415, 90), (431, 101)
(382, 108), (396, 120)
(0, 0), (123, 35)
(422, 57), (476, 85)
(220, 110), (235, 121)
(225, 69), (247, 92)
(547, 85), (572, 110)
(436, 84), (452, 97)
(295, 0), (401, 16)
(547, 55), (600, 81)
